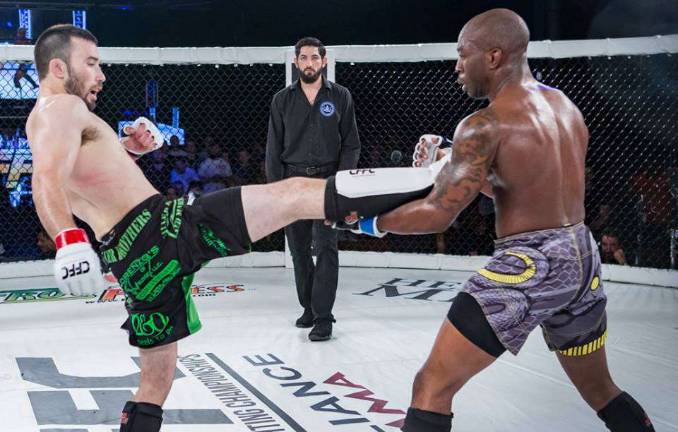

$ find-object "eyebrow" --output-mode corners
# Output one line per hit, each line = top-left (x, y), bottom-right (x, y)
(86, 56), (100, 62)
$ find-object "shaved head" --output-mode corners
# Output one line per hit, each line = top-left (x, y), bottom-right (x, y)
(460, 8), (530, 57)
(455, 9), (532, 99)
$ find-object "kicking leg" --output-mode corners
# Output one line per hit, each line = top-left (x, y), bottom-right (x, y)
(242, 163), (441, 242)
(241, 177), (326, 242)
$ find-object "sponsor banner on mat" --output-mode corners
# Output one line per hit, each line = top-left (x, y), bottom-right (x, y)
(356, 277), (464, 302)
(0, 282), (246, 305)
(11, 352), (404, 431)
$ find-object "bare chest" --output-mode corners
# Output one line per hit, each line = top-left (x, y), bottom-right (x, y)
(68, 119), (130, 188)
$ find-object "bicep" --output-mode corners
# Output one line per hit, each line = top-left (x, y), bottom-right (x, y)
(424, 114), (498, 219)
(31, 103), (87, 181)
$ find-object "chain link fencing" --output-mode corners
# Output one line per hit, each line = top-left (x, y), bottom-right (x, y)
(0, 50), (675, 268)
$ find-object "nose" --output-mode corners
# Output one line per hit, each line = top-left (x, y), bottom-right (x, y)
(454, 59), (462, 74)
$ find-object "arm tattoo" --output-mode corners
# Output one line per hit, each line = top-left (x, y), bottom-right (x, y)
(430, 112), (497, 214)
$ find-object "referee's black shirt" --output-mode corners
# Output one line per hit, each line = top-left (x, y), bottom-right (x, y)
(266, 77), (361, 182)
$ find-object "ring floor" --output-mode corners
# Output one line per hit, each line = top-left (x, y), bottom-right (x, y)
(0, 267), (676, 432)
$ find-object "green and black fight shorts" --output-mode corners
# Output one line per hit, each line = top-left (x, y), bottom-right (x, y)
(99, 188), (251, 348)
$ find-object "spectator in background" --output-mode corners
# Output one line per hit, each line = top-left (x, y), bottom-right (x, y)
(202, 135), (216, 153)
(589, 203), (613, 241)
(187, 179), (203, 200)
(167, 135), (188, 159)
(194, 138), (211, 162)
(600, 230), (628, 265)
(250, 142), (266, 165)
(165, 185), (181, 200)
(13, 28), (39, 91)
(170, 158), (199, 193)
(631, 166), (672, 268)
(233, 148), (255, 184)
(0, 128), (16, 147)
(252, 160), (267, 185)
(184, 140), (201, 165)
(36, 229), (56, 258)
(364, 146), (383, 168)
(139, 147), (171, 192)
(198, 143), (233, 192)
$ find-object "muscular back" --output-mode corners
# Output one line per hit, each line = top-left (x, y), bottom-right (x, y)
(488, 82), (588, 237)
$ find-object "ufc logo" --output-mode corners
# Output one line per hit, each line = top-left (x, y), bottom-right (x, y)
(61, 261), (90, 280)
(349, 169), (376, 175)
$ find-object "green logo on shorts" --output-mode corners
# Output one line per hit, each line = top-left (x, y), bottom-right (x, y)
(130, 312), (173, 346)
(119, 248), (181, 303)
(160, 198), (185, 239)
(102, 209), (152, 264)
(199, 224), (230, 256)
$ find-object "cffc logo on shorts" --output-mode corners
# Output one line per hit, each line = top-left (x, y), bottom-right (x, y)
(61, 261), (90, 280)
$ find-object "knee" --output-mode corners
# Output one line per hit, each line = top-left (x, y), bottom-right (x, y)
(412, 365), (460, 400)
(285, 177), (314, 193)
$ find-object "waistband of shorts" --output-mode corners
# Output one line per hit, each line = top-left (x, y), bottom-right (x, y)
(494, 221), (586, 246)
(100, 194), (164, 245)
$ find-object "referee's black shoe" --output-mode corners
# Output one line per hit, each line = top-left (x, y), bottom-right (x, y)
(295, 310), (314, 328)
(309, 320), (333, 341)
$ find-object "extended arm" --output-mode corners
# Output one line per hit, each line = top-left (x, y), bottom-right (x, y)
(378, 112), (498, 234)
(29, 96), (88, 238)
(28, 95), (104, 296)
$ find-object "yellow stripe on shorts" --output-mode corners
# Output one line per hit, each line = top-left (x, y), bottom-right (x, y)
(559, 330), (608, 357)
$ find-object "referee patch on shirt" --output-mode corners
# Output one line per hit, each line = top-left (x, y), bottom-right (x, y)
(320, 101), (336, 117)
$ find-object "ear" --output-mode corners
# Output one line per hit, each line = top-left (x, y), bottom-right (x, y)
(48, 58), (68, 79)
(486, 48), (503, 70)
(321, 56), (328, 68)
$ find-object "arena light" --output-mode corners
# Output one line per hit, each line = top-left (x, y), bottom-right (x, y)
(72, 10), (87, 29)
(18, 9), (31, 39)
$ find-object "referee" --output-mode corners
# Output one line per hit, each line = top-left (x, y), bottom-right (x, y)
(266, 37), (360, 341)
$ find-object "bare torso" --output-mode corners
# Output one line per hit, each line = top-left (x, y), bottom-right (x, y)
(486, 81), (588, 237)
(27, 95), (158, 239)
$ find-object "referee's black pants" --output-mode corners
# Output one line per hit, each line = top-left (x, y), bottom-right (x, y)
(284, 170), (339, 324)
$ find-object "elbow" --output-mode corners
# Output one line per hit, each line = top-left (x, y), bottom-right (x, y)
(415, 206), (455, 234)
(32, 168), (63, 193)
(420, 201), (455, 233)
(429, 218), (452, 234)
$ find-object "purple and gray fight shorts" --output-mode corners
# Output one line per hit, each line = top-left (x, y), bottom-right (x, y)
(461, 222), (607, 356)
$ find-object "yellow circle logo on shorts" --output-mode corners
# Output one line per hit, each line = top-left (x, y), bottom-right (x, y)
(591, 276), (600, 290)
(478, 251), (536, 284)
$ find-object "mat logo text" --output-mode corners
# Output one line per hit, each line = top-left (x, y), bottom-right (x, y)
(357, 278), (463, 302)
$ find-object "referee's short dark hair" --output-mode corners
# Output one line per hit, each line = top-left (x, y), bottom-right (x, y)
(295, 37), (326, 58)
(34, 24), (98, 80)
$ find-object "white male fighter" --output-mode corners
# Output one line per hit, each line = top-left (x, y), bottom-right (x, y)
(28, 24), (444, 431)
